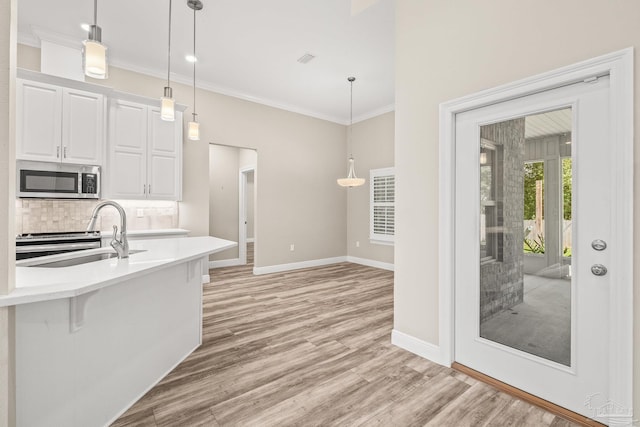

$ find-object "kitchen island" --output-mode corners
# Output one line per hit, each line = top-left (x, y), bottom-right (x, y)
(4, 236), (236, 427)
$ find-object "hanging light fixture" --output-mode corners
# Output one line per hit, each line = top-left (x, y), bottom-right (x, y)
(82, 0), (108, 79)
(161, 0), (175, 121)
(337, 76), (365, 187)
(187, 0), (203, 140)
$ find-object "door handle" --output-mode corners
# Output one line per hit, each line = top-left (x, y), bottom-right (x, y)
(591, 264), (607, 276)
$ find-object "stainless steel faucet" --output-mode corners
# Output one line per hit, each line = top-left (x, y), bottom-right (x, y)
(86, 200), (129, 259)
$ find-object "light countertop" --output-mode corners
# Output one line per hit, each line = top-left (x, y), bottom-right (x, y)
(0, 236), (236, 307)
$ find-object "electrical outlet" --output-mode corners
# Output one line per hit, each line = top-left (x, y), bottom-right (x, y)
(356, 241), (360, 248)
(290, 244), (295, 251)
(136, 209), (144, 218)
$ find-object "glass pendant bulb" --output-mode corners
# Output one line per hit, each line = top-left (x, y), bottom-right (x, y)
(82, 1), (108, 79)
(160, 0), (175, 122)
(188, 0), (203, 140)
(188, 114), (200, 140)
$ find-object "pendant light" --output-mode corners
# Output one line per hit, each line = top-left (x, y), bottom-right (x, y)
(337, 77), (365, 187)
(82, 0), (108, 79)
(187, 0), (203, 140)
(160, 0), (175, 121)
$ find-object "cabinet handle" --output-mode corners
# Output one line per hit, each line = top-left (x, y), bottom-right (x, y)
(63, 147), (67, 158)
(143, 184), (147, 194)
(148, 185), (151, 194)
(56, 147), (60, 158)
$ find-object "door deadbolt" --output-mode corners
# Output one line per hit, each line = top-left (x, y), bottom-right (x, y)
(591, 264), (608, 276)
(591, 239), (607, 251)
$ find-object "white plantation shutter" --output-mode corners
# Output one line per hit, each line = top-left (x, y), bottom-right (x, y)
(370, 167), (395, 243)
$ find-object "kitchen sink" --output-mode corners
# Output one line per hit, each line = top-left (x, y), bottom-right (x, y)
(23, 249), (146, 268)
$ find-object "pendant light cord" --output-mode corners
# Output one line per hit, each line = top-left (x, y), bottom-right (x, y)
(167, 0), (172, 88)
(349, 77), (354, 158)
(93, 0), (98, 25)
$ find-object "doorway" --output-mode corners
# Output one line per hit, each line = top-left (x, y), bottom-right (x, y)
(239, 166), (255, 266)
(439, 50), (633, 425)
(209, 144), (257, 268)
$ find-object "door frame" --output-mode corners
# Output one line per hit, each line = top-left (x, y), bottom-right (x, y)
(238, 165), (255, 265)
(438, 48), (633, 414)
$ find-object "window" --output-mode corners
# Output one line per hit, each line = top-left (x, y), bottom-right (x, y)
(370, 167), (395, 244)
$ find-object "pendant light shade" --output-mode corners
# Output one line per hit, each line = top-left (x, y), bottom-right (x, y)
(82, 0), (108, 79)
(337, 157), (365, 187)
(187, 0), (203, 140)
(337, 76), (365, 188)
(188, 117), (200, 140)
(161, 87), (175, 121)
(160, 0), (175, 122)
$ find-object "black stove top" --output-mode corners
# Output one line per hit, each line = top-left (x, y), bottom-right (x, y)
(16, 231), (102, 242)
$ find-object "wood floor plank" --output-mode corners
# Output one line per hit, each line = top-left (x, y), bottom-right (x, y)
(113, 254), (580, 427)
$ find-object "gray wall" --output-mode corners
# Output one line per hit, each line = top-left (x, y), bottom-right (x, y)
(479, 119), (525, 322)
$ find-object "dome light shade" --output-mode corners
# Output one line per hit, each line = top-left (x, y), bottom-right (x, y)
(337, 157), (365, 187)
(337, 77), (365, 188)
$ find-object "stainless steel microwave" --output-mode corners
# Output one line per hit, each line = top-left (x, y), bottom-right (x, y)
(17, 160), (100, 199)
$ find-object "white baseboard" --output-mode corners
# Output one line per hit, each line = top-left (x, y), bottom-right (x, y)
(391, 329), (447, 366)
(246, 238), (255, 243)
(253, 256), (347, 275)
(346, 256), (394, 271)
(209, 258), (243, 269)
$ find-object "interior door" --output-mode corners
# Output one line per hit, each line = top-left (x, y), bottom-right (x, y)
(454, 75), (612, 419)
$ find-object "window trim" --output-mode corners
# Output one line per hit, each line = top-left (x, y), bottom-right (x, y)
(370, 167), (395, 245)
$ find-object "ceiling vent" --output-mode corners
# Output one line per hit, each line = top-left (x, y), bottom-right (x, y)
(297, 53), (316, 64)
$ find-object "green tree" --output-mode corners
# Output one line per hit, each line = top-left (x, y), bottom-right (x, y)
(523, 162), (544, 220)
(562, 158), (572, 220)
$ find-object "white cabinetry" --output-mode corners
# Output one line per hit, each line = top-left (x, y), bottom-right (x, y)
(16, 79), (104, 165)
(106, 99), (182, 200)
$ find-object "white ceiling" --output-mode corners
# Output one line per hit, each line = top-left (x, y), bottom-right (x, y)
(17, 0), (396, 124)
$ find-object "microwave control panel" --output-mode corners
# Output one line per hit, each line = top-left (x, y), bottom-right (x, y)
(82, 173), (98, 194)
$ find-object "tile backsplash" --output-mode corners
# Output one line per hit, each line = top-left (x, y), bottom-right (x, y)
(15, 199), (179, 235)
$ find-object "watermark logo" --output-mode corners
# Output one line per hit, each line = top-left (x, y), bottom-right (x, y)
(584, 393), (637, 426)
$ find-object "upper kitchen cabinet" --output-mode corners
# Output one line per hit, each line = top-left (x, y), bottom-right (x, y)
(16, 78), (105, 165)
(105, 97), (183, 201)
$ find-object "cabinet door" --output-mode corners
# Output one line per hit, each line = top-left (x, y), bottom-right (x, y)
(147, 108), (182, 200)
(62, 88), (104, 165)
(16, 79), (62, 162)
(106, 99), (147, 199)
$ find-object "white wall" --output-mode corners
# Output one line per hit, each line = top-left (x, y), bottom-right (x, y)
(347, 112), (394, 266)
(394, 0), (640, 417)
(0, 0), (16, 425)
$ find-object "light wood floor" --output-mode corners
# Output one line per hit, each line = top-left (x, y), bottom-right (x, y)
(112, 252), (578, 426)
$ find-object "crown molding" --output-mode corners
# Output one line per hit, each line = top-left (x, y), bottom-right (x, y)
(17, 33), (395, 125)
